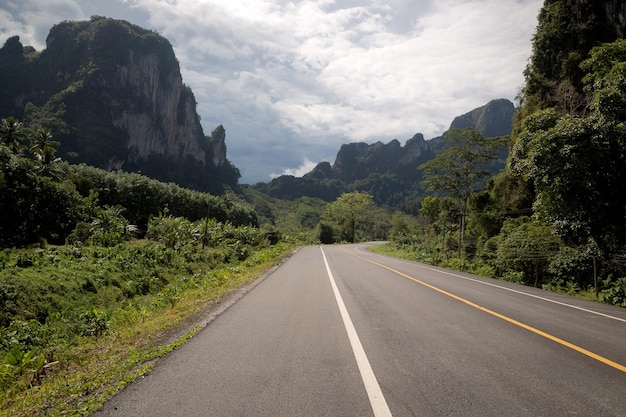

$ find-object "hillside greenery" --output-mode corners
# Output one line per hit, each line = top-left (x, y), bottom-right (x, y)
(0, 17), (241, 194)
(0, 118), (291, 415)
(375, 0), (626, 307)
(2, 2), (626, 413)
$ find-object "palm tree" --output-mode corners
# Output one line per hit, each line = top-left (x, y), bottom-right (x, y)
(0, 116), (26, 154)
(29, 128), (63, 179)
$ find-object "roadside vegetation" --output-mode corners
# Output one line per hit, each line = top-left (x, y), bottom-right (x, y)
(371, 36), (626, 308)
(0, 120), (292, 416)
(0, 236), (292, 416)
(3, 3), (626, 414)
(372, 212), (626, 306)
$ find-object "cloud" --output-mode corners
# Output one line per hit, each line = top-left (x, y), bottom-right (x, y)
(130, 0), (541, 182)
(0, 0), (543, 183)
(0, 0), (83, 49)
(270, 157), (319, 179)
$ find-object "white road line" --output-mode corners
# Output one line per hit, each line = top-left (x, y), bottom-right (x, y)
(321, 247), (393, 417)
(355, 245), (626, 324)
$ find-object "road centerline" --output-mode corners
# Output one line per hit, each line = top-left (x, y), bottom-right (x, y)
(348, 249), (626, 374)
(320, 247), (393, 417)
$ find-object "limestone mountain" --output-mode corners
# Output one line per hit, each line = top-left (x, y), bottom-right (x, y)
(0, 16), (239, 194)
(254, 99), (515, 210)
(521, 0), (626, 116)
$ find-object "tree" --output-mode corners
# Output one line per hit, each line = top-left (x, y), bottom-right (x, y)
(519, 0), (622, 116)
(510, 39), (626, 257)
(318, 222), (335, 244)
(419, 129), (504, 256)
(90, 205), (136, 247)
(0, 147), (83, 246)
(320, 192), (377, 243)
(0, 117), (26, 154)
(418, 196), (460, 257)
(497, 219), (561, 287)
(29, 128), (63, 179)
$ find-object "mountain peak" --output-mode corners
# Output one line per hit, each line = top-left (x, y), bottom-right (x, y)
(449, 98), (515, 137)
(253, 99), (514, 206)
(0, 17), (240, 193)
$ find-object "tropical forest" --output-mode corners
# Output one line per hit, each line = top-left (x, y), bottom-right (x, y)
(1, 1), (626, 415)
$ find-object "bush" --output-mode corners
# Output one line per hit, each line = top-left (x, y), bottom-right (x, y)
(501, 271), (525, 284)
(471, 264), (496, 278)
(79, 308), (109, 337)
(146, 213), (197, 248)
(548, 246), (593, 288)
(599, 277), (626, 307)
(0, 319), (52, 352)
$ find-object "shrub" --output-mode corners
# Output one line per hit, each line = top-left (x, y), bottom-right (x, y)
(0, 319), (52, 352)
(79, 308), (109, 338)
(599, 277), (626, 307)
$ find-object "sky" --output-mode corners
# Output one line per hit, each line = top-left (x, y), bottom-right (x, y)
(0, 0), (544, 183)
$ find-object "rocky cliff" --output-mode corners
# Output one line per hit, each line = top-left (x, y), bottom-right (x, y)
(604, 0), (626, 37)
(448, 98), (515, 137)
(522, 0), (626, 114)
(254, 99), (514, 208)
(0, 17), (238, 193)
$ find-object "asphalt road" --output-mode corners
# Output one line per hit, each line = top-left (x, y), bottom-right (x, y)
(94, 244), (626, 417)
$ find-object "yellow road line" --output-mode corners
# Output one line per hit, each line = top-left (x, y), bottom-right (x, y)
(348, 250), (626, 374)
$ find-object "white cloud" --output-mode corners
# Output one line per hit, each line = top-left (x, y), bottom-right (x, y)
(0, 0), (84, 49)
(0, 0), (543, 183)
(270, 157), (319, 178)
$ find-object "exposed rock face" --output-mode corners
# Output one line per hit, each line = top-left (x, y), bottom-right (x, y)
(0, 17), (235, 192)
(449, 99), (515, 138)
(255, 98), (514, 206)
(100, 49), (206, 162)
(398, 134), (428, 166)
(332, 136), (428, 182)
(208, 125), (227, 167)
(44, 17), (208, 164)
(604, 0), (626, 37)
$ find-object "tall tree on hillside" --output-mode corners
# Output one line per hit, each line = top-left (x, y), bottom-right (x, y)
(29, 128), (63, 179)
(510, 39), (626, 257)
(520, 0), (626, 117)
(418, 129), (505, 256)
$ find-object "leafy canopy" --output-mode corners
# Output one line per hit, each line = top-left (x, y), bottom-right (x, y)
(320, 191), (379, 243)
(510, 39), (626, 255)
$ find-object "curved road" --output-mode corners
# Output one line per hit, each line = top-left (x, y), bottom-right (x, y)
(94, 244), (626, 417)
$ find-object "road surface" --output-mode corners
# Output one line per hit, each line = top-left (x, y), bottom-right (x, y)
(94, 244), (626, 416)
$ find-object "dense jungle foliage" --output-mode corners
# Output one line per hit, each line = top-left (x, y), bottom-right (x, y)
(2, 1), (626, 414)
(0, 118), (257, 248)
(378, 0), (626, 307)
(0, 117), (287, 415)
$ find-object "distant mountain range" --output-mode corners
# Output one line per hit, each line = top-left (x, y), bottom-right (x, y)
(0, 17), (515, 204)
(0, 16), (239, 194)
(253, 98), (515, 209)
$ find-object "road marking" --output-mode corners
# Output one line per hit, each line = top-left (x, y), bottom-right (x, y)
(355, 246), (626, 324)
(349, 250), (626, 374)
(320, 247), (393, 417)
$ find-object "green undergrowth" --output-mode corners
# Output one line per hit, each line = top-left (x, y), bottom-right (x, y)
(369, 243), (626, 306)
(0, 239), (296, 417)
